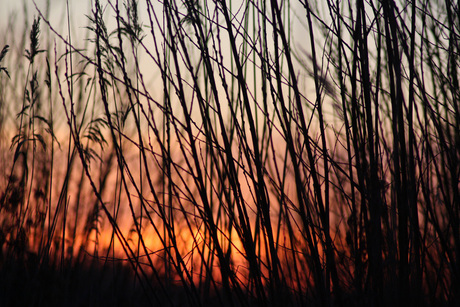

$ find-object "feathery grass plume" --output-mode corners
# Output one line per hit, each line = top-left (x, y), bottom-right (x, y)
(0, 45), (10, 78)
(25, 17), (44, 64)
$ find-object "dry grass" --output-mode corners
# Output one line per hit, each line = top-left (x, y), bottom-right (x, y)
(0, 0), (459, 306)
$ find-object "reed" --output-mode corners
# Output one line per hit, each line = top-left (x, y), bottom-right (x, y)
(0, 0), (459, 306)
